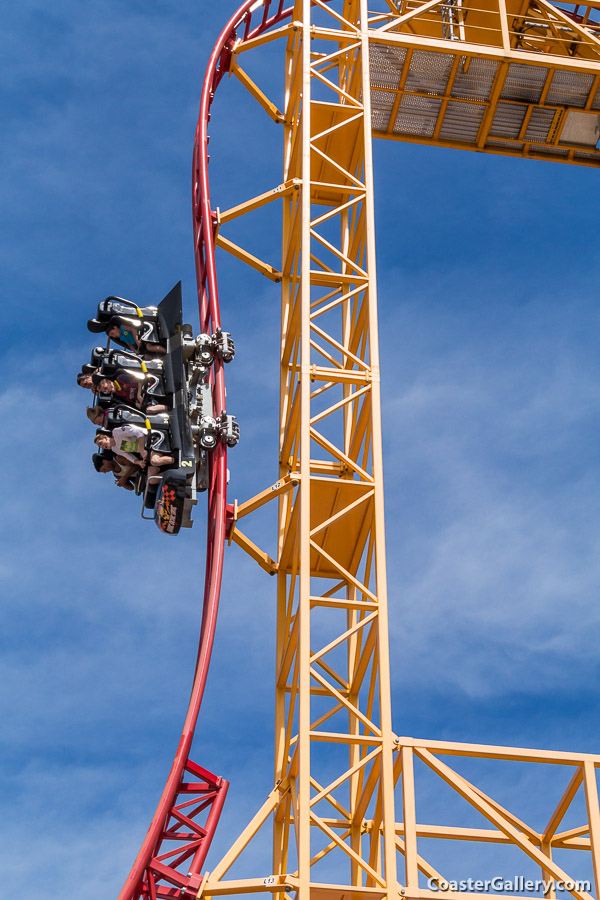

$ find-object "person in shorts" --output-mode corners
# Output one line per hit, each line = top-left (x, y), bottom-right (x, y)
(94, 425), (174, 477)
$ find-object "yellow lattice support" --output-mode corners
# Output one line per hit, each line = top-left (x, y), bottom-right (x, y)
(274, 4), (398, 899)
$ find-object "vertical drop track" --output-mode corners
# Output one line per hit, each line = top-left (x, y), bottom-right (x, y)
(117, 3), (301, 898)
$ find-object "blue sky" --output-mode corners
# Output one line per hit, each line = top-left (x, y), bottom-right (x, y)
(3, 1), (600, 896)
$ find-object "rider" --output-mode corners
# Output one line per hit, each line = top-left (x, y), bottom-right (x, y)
(86, 406), (107, 427)
(77, 371), (97, 390)
(92, 371), (143, 406)
(92, 452), (137, 491)
(94, 425), (174, 477)
(91, 372), (167, 413)
(87, 317), (167, 357)
(106, 319), (143, 352)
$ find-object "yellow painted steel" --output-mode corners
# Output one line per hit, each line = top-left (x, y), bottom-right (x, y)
(368, 0), (600, 167)
(201, 2), (600, 900)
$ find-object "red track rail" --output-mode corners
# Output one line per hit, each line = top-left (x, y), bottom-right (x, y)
(116, 3), (297, 899)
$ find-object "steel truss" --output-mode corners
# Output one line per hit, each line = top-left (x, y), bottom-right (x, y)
(116, 1), (600, 898)
(222, 4), (399, 898)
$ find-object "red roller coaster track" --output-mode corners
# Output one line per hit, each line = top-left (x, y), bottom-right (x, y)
(116, 3), (297, 898)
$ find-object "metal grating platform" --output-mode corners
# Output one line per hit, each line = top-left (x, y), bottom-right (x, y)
(367, 0), (600, 166)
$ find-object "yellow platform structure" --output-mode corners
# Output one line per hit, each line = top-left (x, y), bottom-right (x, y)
(369, 0), (600, 164)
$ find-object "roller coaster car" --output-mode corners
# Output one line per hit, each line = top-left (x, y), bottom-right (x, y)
(87, 283), (231, 534)
(105, 405), (170, 434)
(153, 283), (208, 534)
(99, 284), (209, 535)
(89, 347), (165, 379)
(87, 282), (186, 348)
(92, 356), (167, 408)
(87, 296), (162, 349)
(105, 403), (201, 535)
(154, 472), (190, 535)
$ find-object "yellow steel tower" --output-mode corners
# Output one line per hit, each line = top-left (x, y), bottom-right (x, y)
(201, 2), (600, 900)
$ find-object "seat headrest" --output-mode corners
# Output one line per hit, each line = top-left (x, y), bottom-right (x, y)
(100, 364), (120, 379)
(88, 318), (108, 333)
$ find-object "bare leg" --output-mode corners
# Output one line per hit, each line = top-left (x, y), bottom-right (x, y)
(144, 343), (167, 357)
(150, 452), (174, 467)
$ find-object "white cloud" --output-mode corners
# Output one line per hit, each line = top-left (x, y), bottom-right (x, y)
(378, 273), (600, 700)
